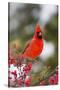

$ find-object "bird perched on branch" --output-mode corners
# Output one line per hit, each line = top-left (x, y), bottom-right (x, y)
(18, 24), (44, 62)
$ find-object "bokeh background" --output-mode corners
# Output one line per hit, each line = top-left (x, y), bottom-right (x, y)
(8, 3), (58, 86)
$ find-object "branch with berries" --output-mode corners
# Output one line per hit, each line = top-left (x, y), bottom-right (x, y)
(8, 46), (58, 87)
(30, 66), (58, 86)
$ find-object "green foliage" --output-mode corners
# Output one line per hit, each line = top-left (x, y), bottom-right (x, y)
(30, 66), (51, 86)
(45, 14), (58, 44)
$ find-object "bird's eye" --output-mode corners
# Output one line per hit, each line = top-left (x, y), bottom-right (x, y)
(37, 32), (42, 39)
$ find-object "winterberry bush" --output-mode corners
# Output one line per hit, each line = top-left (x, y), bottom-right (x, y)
(8, 46), (58, 87)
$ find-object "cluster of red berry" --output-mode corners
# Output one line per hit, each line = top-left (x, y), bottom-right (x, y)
(17, 63), (32, 86)
(40, 67), (58, 85)
(23, 63), (32, 75)
(8, 48), (58, 87)
(8, 60), (32, 87)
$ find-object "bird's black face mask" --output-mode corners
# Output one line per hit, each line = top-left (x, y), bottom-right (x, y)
(37, 32), (42, 39)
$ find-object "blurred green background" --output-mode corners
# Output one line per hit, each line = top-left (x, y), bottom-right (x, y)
(8, 3), (58, 86)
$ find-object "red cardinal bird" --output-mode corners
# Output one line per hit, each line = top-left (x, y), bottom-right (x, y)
(18, 24), (43, 61)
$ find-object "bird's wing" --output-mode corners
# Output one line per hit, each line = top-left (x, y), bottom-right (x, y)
(22, 40), (31, 54)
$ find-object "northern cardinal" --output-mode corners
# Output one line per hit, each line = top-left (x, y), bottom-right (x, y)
(17, 24), (43, 62)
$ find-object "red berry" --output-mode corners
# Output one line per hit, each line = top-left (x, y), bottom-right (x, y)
(25, 71), (29, 75)
(25, 77), (32, 86)
(23, 66), (27, 71)
(48, 76), (56, 85)
(55, 74), (58, 84)
(11, 70), (17, 77)
(27, 63), (32, 70)
(17, 78), (23, 85)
